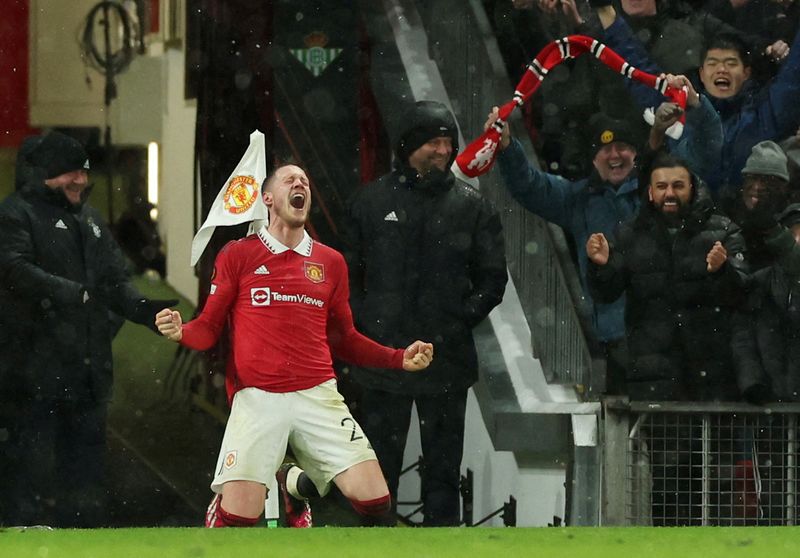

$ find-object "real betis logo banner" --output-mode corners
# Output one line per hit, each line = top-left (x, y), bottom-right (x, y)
(290, 31), (342, 77)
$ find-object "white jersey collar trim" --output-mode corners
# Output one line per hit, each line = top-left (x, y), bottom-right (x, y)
(257, 227), (313, 256)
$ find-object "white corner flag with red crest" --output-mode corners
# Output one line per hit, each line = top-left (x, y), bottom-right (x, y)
(190, 130), (267, 266)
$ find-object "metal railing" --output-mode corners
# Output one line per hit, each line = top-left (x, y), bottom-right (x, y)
(411, 0), (603, 395)
(603, 400), (800, 526)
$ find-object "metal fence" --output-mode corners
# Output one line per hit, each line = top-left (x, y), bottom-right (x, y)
(604, 400), (800, 526)
(411, 0), (604, 394)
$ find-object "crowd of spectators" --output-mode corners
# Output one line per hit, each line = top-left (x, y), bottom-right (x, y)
(4, 1), (799, 529)
(488, 0), (800, 405)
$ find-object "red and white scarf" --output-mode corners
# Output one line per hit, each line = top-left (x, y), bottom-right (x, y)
(453, 35), (687, 181)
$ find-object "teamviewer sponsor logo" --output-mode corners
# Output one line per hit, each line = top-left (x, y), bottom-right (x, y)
(250, 287), (324, 308)
(271, 292), (325, 308)
(251, 287), (271, 306)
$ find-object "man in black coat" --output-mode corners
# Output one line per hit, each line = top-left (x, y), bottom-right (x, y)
(345, 101), (507, 526)
(0, 132), (175, 527)
(726, 141), (800, 403)
(586, 151), (748, 401)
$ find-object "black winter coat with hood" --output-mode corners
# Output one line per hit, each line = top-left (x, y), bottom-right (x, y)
(588, 187), (749, 401)
(345, 165), (507, 395)
(0, 179), (159, 403)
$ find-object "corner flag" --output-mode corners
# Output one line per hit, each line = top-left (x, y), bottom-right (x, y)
(190, 130), (267, 266)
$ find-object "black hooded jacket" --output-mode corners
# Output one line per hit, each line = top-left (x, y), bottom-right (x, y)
(0, 179), (156, 402)
(588, 187), (749, 400)
(345, 164), (507, 395)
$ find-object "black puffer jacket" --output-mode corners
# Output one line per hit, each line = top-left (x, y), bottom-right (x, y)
(0, 180), (156, 402)
(588, 190), (748, 400)
(345, 168), (507, 395)
(733, 205), (800, 402)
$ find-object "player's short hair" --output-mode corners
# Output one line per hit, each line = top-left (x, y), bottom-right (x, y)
(261, 162), (301, 195)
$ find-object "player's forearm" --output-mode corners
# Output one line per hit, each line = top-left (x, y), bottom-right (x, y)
(180, 320), (221, 351)
(330, 327), (404, 370)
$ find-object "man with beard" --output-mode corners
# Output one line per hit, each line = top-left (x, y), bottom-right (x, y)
(345, 101), (507, 526)
(156, 163), (434, 528)
(585, 152), (748, 400)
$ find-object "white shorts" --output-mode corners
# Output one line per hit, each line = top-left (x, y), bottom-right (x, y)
(209, 380), (376, 496)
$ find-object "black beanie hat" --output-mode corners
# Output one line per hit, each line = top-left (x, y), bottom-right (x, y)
(588, 113), (638, 158)
(395, 101), (459, 165)
(27, 132), (90, 179)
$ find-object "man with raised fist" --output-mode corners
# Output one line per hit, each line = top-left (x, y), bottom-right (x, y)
(156, 163), (434, 528)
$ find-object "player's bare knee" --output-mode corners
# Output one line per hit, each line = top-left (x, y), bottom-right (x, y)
(220, 480), (266, 518)
(205, 493), (260, 528)
(334, 460), (388, 501)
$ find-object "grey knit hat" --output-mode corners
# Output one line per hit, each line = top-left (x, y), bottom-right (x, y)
(742, 140), (789, 182)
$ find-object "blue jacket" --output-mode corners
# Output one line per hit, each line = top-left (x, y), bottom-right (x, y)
(497, 138), (637, 342)
(662, 95), (723, 181)
(603, 16), (800, 197)
(495, 97), (722, 342)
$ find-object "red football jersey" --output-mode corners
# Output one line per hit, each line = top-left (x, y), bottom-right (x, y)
(181, 228), (404, 398)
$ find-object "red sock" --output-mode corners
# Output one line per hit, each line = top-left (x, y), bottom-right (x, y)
(205, 494), (259, 528)
(350, 494), (394, 527)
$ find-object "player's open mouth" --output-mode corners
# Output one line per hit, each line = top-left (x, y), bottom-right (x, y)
(714, 78), (731, 90)
(290, 193), (306, 209)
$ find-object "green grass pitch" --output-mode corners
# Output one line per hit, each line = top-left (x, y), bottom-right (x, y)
(1, 527), (799, 558)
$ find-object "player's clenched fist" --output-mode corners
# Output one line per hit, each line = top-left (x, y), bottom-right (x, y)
(586, 233), (610, 266)
(155, 308), (183, 342)
(403, 340), (434, 372)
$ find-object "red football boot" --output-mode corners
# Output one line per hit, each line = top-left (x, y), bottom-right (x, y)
(276, 463), (313, 528)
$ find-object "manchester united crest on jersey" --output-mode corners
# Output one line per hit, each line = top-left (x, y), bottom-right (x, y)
(304, 261), (325, 283)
